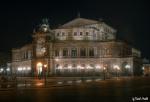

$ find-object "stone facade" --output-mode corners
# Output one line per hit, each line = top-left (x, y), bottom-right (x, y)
(10, 17), (142, 77)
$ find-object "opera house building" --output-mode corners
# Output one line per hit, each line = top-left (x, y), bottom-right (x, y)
(10, 17), (142, 77)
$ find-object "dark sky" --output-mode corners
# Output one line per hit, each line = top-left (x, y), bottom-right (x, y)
(0, 0), (150, 59)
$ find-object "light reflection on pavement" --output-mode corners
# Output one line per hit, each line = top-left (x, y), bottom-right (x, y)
(0, 77), (150, 102)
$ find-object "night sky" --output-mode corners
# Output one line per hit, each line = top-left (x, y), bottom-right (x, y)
(0, 0), (150, 59)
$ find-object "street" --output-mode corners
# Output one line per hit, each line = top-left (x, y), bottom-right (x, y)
(0, 77), (150, 102)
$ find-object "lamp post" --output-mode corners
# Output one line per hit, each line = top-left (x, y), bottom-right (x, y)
(103, 67), (106, 80)
(44, 64), (47, 87)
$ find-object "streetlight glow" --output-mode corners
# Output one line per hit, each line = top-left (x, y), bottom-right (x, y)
(6, 68), (10, 71)
(142, 67), (145, 70)
(23, 67), (26, 70)
(58, 66), (62, 69)
(27, 67), (31, 70)
(18, 67), (22, 71)
(37, 62), (42, 66)
(113, 65), (120, 70)
(77, 65), (81, 69)
(44, 64), (47, 68)
(87, 65), (92, 69)
(125, 65), (131, 69)
(0, 68), (3, 72)
(55, 58), (59, 62)
(68, 65), (72, 69)
(95, 65), (101, 69)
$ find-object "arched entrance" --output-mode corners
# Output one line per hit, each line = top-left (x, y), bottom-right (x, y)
(37, 62), (43, 77)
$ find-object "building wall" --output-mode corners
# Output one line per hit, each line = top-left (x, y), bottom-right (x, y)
(52, 57), (133, 76)
(10, 18), (142, 77)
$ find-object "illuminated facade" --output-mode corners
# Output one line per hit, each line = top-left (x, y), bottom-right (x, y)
(10, 17), (142, 77)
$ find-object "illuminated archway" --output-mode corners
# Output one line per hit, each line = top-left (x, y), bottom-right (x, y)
(37, 62), (43, 76)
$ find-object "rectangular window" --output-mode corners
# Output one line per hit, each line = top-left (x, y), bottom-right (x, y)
(86, 32), (89, 36)
(57, 33), (59, 36)
(89, 48), (94, 57)
(80, 32), (83, 36)
(55, 50), (59, 57)
(71, 48), (77, 57)
(63, 49), (68, 57)
(80, 48), (86, 57)
(62, 32), (65, 36)
(74, 32), (77, 36)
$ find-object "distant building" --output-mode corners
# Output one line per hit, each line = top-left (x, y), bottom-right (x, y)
(10, 17), (142, 77)
(0, 52), (11, 74)
(143, 58), (150, 76)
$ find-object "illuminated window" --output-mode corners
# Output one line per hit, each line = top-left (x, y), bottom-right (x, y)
(71, 48), (77, 57)
(80, 48), (86, 57)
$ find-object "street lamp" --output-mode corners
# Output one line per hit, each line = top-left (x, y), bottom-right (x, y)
(44, 64), (47, 87)
(0, 68), (4, 73)
(103, 67), (106, 80)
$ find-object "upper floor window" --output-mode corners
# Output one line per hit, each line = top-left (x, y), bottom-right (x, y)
(55, 50), (59, 57)
(23, 52), (26, 59)
(86, 32), (89, 36)
(74, 32), (77, 36)
(28, 50), (31, 59)
(80, 32), (83, 36)
(62, 32), (65, 36)
(89, 48), (94, 57)
(71, 48), (77, 57)
(63, 48), (68, 57)
(57, 33), (59, 36)
(80, 48), (86, 57)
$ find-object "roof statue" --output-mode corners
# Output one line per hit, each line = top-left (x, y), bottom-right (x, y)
(42, 18), (49, 25)
(77, 12), (80, 18)
(40, 18), (50, 32)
